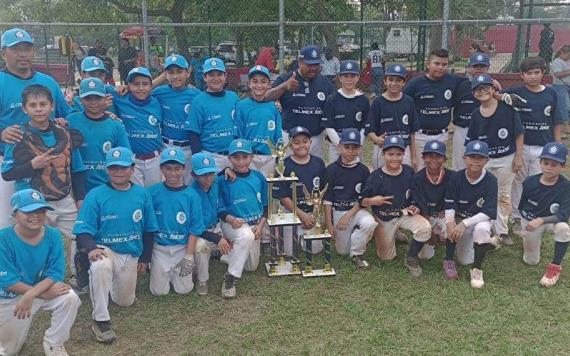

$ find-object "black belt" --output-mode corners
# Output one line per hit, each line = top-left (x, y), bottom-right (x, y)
(134, 150), (160, 160)
(163, 138), (191, 147)
(421, 128), (448, 136)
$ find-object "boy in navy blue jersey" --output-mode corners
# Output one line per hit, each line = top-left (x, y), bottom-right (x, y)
(366, 64), (420, 170)
(148, 148), (205, 296)
(70, 56), (117, 114)
(444, 141), (499, 288)
(0, 189), (80, 356)
(321, 60), (369, 162)
(360, 135), (431, 276)
(218, 139), (266, 298)
(466, 74), (524, 246)
(236, 65), (282, 177)
(73, 146), (158, 343)
(507, 57), (565, 229)
(187, 57), (239, 170)
(153, 54), (201, 184)
(518, 142), (570, 287)
(112, 67), (164, 187)
(273, 126), (326, 255)
(410, 140), (456, 279)
(324, 128), (377, 268)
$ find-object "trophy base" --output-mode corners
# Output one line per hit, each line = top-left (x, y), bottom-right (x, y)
(302, 268), (336, 278)
(265, 261), (302, 277)
(303, 232), (332, 240)
(268, 213), (302, 226)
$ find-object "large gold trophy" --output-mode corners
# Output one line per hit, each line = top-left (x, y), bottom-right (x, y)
(265, 138), (302, 276)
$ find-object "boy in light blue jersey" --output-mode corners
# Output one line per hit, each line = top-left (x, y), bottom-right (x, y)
(112, 67), (164, 187)
(73, 146), (158, 344)
(0, 189), (80, 356)
(186, 57), (239, 170)
(153, 54), (201, 184)
(148, 148), (205, 296)
(236, 65), (282, 177)
(68, 78), (131, 192)
(70, 56), (117, 114)
(218, 139), (266, 299)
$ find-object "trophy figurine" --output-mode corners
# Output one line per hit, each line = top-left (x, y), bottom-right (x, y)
(266, 138), (290, 178)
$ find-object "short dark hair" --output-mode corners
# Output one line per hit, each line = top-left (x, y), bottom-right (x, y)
(520, 56), (547, 72)
(371, 42), (379, 50)
(430, 48), (449, 59)
(22, 85), (53, 105)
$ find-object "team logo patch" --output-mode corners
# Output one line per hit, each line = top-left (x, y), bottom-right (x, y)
(473, 143), (481, 150)
(402, 114), (409, 125)
(93, 59), (100, 66)
(15, 31), (24, 39)
(431, 142), (439, 150)
(349, 132), (356, 140)
(256, 65), (262, 70)
(132, 209), (143, 222)
(346, 62), (353, 69)
(112, 150), (121, 158)
(31, 191), (41, 201)
(355, 183), (362, 193)
(549, 145), (558, 154)
(444, 90), (452, 100)
(268, 120), (276, 130)
(148, 115), (158, 125)
(390, 136), (398, 143)
(168, 149), (177, 157)
(395, 65), (401, 72)
(184, 104), (191, 114)
(171, 55), (177, 61)
(203, 158), (210, 166)
(102, 141), (112, 153)
(256, 192), (262, 202)
(476, 197), (485, 208)
(477, 54), (483, 61)
(211, 59), (217, 66)
(550, 203), (560, 214)
(317, 92), (326, 101)
(311, 50), (318, 58)
(88, 80), (96, 88)
(498, 128), (508, 139)
(477, 75), (485, 82)
(236, 140), (243, 148)
(544, 105), (551, 116)
(133, 67), (140, 72)
(355, 111), (363, 122)
(176, 211), (186, 224)
(313, 176), (320, 188)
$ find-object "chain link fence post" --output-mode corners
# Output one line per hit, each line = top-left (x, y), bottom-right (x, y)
(278, 0), (285, 74)
(142, 0), (150, 68)
(442, 0), (450, 50)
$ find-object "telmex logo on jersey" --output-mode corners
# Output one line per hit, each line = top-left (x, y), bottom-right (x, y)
(313, 176), (320, 188)
(550, 203), (560, 214)
(498, 128), (508, 139)
(176, 212), (186, 224)
(317, 92), (326, 101)
(267, 120), (275, 130)
(402, 114), (409, 125)
(444, 90), (452, 100)
(132, 209), (143, 222)
(476, 197), (485, 208)
(544, 105), (551, 116)
(355, 183), (362, 193)
(355, 112), (363, 122)
(102, 141), (112, 153)
(148, 115), (158, 125)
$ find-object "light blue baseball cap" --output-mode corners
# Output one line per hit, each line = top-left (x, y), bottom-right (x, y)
(191, 152), (218, 176)
(81, 56), (106, 73)
(105, 146), (134, 167)
(229, 138), (252, 155)
(203, 57), (226, 74)
(79, 78), (106, 98)
(127, 67), (152, 83)
(164, 54), (189, 70)
(11, 189), (53, 213)
(160, 147), (185, 165)
(248, 64), (270, 79)
(1, 28), (33, 48)
(464, 140), (489, 158)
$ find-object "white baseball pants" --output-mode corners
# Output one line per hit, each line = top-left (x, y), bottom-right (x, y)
(333, 208), (378, 257)
(417, 215), (448, 260)
(519, 220), (570, 265)
(150, 243), (194, 296)
(374, 214), (431, 261)
(46, 194), (78, 276)
(220, 221), (260, 278)
(133, 155), (162, 187)
(455, 220), (493, 266)
(511, 145), (542, 219)
(486, 154), (516, 235)
(452, 126), (468, 171)
(282, 224), (323, 256)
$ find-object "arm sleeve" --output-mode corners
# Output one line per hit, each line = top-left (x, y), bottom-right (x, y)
(139, 232), (155, 263)
(1, 161), (35, 182)
(364, 99), (379, 135)
(201, 230), (222, 244)
(76, 233), (98, 254)
(326, 128), (340, 145)
(465, 118), (476, 145)
(462, 212), (490, 227)
(71, 171), (86, 201)
(44, 230), (66, 283)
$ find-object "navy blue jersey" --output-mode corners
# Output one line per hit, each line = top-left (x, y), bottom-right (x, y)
(321, 91), (370, 132)
(466, 101), (524, 158)
(403, 73), (461, 131)
(152, 84), (200, 142)
(218, 169), (268, 224)
(410, 168), (454, 217)
(518, 174), (570, 222)
(505, 85), (563, 146)
(323, 160), (370, 211)
(360, 165), (415, 221)
(364, 94), (420, 146)
(453, 77), (479, 128)
(236, 97), (283, 155)
(273, 70), (335, 135)
(272, 155), (326, 213)
(190, 176), (220, 229)
(444, 169), (498, 220)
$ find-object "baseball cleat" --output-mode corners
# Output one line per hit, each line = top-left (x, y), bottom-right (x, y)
(43, 340), (69, 356)
(352, 255), (370, 269)
(540, 263), (562, 287)
(92, 320), (117, 344)
(197, 280), (208, 296)
(500, 233), (514, 246)
(222, 272), (237, 299)
(442, 260), (458, 280)
(470, 268), (484, 288)
(404, 257), (422, 277)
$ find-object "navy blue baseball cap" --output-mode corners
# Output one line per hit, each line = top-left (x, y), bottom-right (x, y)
(229, 138), (253, 155)
(105, 147), (134, 167)
(540, 142), (568, 163)
(299, 45), (322, 65)
(1, 28), (33, 48)
(164, 54), (189, 70)
(203, 57), (226, 74)
(191, 152), (217, 176)
(160, 147), (185, 165)
(468, 52), (490, 67)
(127, 67), (152, 83)
(79, 78), (106, 98)
(464, 140), (489, 158)
(422, 140), (446, 156)
(339, 60), (359, 75)
(11, 189), (53, 213)
(471, 74), (494, 90)
(339, 128), (361, 145)
(383, 135), (406, 151)
(248, 64), (270, 79)
(289, 126), (311, 139)
(384, 64), (407, 79)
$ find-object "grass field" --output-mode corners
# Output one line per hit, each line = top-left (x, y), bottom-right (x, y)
(21, 139), (570, 355)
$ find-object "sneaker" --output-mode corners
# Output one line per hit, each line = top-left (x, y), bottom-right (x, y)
(442, 260), (458, 280)
(221, 273), (237, 299)
(470, 268), (484, 288)
(352, 255), (370, 269)
(500, 233), (514, 246)
(512, 218), (522, 234)
(69, 277), (89, 296)
(92, 320), (117, 344)
(43, 340), (68, 356)
(540, 263), (562, 287)
(197, 280), (208, 296)
(404, 257), (422, 277)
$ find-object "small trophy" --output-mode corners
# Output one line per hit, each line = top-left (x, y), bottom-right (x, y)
(266, 138), (290, 178)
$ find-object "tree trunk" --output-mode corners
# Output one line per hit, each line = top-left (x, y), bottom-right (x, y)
(315, 0), (339, 57)
(235, 30), (245, 67)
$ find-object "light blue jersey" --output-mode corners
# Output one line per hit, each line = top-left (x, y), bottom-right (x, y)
(190, 176), (220, 229)
(112, 93), (164, 155)
(186, 90), (239, 153)
(236, 97), (282, 155)
(73, 183), (159, 257)
(152, 85), (200, 142)
(67, 111), (131, 192)
(148, 183), (205, 246)
(218, 170), (267, 224)
(71, 84), (117, 114)
(0, 226), (65, 299)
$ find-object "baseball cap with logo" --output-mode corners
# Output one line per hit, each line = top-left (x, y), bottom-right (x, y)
(191, 152), (218, 176)
(539, 142), (568, 163)
(385, 64), (408, 79)
(468, 52), (490, 67)
(81, 56), (107, 73)
(11, 189), (53, 213)
(203, 57), (226, 74)
(422, 140), (446, 156)
(464, 140), (489, 158)
(471, 74), (494, 90)
(289, 126), (311, 139)
(105, 146), (134, 168)
(79, 78), (106, 98)
(383, 135), (406, 151)
(339, 60), (359, 75)
(127, 67), (153, 83)
(160, 147), (185, 165)
(229, 138), (253, 155)
(164, 54), (189, 70)
(299, 45), (322, 65)
(339, 128), (361, 146)
(248, 65), (270, 79)
(1, 28), (33, 48)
